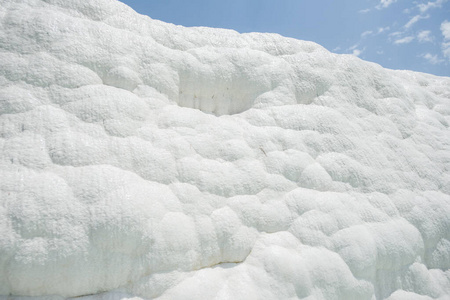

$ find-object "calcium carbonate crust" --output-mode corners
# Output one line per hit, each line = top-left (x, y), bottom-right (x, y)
(0, 0), (450, 299)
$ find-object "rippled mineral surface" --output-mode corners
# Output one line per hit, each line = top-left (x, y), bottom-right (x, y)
(1, 0), (450, 299)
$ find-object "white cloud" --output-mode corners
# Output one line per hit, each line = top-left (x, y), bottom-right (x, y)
(359, 8), (371, 14)
(352, 49), (362, 57)
(377, 26), (390, 34)
(361, 30), (373, 38)
(417, 30), (433, 43)
(346, 44), (364, 57)
(442, 20), (450, 40)
(394, 36), (415, 44)
(404, 14), (429, 29)
(359, 27), (389, 40)
(418, 0), (448, 13)
(389, 31), (403, 37)
(443, 42), (450, 59)
(348, 44), (359, 51)
(377, 0), (398, 9)
(441, 20), (450, 59)
(422, 53), (444, 64)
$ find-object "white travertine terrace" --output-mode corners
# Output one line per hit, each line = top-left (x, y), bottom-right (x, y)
(0, 0), (449, 299)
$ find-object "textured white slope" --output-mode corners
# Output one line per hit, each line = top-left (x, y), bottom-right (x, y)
(1, 0), (450, 299)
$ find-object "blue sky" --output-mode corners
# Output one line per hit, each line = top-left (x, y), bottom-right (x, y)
(120, 0), (450, 77)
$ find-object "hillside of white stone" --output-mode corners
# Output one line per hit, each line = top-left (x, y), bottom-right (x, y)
(0, 0), (449, 299)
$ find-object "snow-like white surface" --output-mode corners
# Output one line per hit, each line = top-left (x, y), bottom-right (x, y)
(1, 0), (450, 299)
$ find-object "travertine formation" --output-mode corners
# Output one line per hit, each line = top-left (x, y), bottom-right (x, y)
(0, 0), (449, 299)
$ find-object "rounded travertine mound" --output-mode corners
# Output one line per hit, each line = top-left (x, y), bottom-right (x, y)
(1, 0), (450, 300)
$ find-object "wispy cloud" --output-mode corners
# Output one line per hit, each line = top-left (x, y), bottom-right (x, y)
(403, 8), (412, 14)
(441, 20), (450, 39)
(422, 53), (444, 64)
(404, 14), (430, 29)
(348, 44), (359, 51)
(441, 20), (450, 59)
(361, 30), (373, 38)
(417, 30), (433, 43)
(377, 26), (390, 34)
(376, 0), (398, 9)
(418, 0), (448, 13)
(394, 36), (415, 44)
(347, 44), (364, 57)
(359, 8), (371, 14)
(352, 49), (363, 57)
(388, 31), (404, 44)
(443, 42), (450, 60)
(389, 31), (403, 37)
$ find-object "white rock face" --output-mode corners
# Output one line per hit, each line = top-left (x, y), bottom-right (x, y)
(1, 0), (450, 299)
